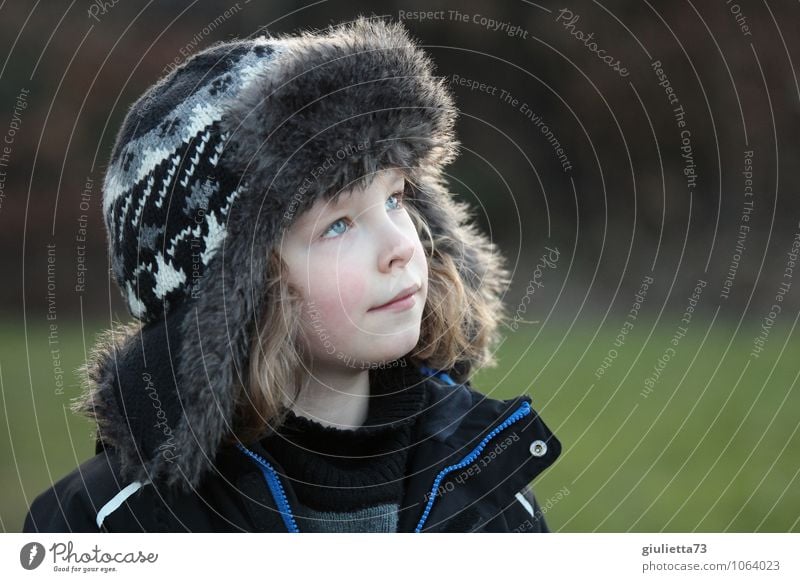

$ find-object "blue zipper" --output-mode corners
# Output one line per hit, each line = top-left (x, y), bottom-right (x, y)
(412, 398), (532, 532)
(236, 442), (301, 533)
(237, 366), (529, 533)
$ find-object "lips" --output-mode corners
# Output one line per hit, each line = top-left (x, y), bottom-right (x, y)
(369, 284), (420, 311)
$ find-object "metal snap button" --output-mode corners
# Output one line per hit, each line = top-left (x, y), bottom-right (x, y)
(529, 440), (547, 457)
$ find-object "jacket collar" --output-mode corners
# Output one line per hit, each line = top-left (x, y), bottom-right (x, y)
(398, 369), (561, 532)
(232, 368), (561, 532)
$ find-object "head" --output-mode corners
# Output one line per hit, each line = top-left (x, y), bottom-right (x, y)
(230, 167), (509, 443)
(81, 19), (514, 492)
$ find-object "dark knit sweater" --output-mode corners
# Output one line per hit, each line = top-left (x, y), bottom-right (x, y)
(261, 365), (428, 532)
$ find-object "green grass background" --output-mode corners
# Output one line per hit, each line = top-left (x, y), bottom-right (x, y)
(3, 315), (798, 532)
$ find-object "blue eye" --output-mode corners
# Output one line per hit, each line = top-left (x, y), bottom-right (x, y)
(320, 190), (405, 240)
(386, 191), (404, 211)
(322, 218), (349, 238)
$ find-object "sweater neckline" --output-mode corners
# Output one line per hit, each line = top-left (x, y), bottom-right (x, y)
(258, 362), (429, 511)
(278, 364), (427, 434)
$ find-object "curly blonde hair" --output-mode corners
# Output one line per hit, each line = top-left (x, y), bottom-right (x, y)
(225, 174), (512, 444)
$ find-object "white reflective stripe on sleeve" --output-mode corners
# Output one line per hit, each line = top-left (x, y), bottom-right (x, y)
(96, 479), (151, 528)
(515, 491), (535, 517)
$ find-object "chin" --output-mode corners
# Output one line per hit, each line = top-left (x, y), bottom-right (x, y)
(378, 336), (420, 363)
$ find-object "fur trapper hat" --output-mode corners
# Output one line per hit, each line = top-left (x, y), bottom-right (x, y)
(79, 17), (510, 492)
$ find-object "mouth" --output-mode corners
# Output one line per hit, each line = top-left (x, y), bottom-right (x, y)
(368, 284), (421, 312)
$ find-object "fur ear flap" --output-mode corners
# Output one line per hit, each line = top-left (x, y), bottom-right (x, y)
(73, 319), (143, 475)
(73, 305), (223, 493)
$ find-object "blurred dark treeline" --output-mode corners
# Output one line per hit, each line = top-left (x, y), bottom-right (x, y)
(1, 0), (798, 323)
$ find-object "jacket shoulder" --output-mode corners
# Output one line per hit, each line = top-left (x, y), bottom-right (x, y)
(22, 450), (150, 533)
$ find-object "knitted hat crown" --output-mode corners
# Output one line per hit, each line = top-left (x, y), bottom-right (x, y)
(87, 17), (510, 492)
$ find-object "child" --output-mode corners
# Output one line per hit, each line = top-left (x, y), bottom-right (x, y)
(23, 16), (561, 533)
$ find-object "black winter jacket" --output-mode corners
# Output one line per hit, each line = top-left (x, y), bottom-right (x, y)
(23, 367), (561, 533)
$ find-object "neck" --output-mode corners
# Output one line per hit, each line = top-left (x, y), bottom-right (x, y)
(289, 363), (371, 429)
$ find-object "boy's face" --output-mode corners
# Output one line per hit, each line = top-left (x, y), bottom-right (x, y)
(280, 168), (429, 369)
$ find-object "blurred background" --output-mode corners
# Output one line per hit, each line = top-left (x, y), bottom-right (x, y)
(1, 0), (799, 532)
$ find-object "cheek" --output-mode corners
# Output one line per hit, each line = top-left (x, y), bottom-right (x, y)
(304, 252), (368, 323)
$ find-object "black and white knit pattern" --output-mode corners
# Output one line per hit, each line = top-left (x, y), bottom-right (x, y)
(103, 38), (284, 323)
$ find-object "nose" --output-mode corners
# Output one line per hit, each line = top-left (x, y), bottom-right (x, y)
(376, 216), (416, 273)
